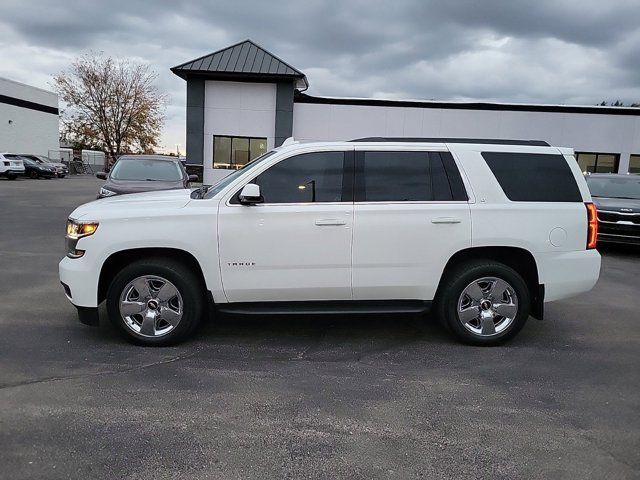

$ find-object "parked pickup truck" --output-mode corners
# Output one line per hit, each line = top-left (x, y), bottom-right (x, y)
(59, 138), (601, 346)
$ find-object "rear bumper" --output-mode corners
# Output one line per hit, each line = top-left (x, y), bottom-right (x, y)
(536, 249), (601, 302)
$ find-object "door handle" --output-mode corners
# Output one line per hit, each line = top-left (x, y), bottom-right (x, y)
(315, 219), (347, 226)
(431, 217), (461, 224)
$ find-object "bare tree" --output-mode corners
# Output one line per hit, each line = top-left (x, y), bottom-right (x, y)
(54, 53), (166, 160)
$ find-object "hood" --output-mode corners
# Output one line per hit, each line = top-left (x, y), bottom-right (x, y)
(592, 196), (640, 214)
(103, 178), (185, 194)
(71, 188), (194, 220)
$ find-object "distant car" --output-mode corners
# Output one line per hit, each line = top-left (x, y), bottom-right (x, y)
(586, 173), (640, 245)
(0, 153), (25, 180)
(9, 156), (57, 179)
(19, 154), (69, 178)
(96, 155), (198, 199)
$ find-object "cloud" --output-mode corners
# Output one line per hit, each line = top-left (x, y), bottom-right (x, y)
(1, 0), (638, 153)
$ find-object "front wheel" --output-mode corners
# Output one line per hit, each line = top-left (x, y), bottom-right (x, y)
(106, 258), (205, 346)
(436, 260), (530, 346)
(6, 173), (17, 180)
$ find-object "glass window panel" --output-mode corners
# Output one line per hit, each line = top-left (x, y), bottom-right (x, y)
(213, 136), (232, 169)
(231, 137), (250, 168)
(361, 151), (432, 202)
(576, 153), (596, 174)
(595, 154), (617, 173)
(628, 155), (640, 174)
(483, 152), (582, 202)
(249, 138), (268, 162)
(255, 152), (344, 203)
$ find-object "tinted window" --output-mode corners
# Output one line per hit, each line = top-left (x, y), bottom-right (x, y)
(586, 176), (640, 200)
(358, 151), (431, 201)
(482, 152), (582, 202)
(110, 159), (183, 181)
(254, 152), (345, 203)
(356, 151), (464, 202)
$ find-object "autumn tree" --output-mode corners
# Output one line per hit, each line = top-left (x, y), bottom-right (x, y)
(54, 53), (166, 160)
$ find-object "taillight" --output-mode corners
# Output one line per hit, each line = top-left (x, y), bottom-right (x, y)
(585, 202), (598, 249)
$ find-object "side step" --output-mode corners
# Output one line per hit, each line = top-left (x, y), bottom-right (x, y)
(215, 300), (432, 315)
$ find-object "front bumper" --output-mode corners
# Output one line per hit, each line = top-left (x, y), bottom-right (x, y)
(59, 255), (100, 308)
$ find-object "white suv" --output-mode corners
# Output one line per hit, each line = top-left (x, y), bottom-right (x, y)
(59, 138), (601, 346)
(0, 153), (25, 180)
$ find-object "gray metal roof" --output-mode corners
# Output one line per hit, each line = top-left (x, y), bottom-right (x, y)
(171, 39), (308, 88)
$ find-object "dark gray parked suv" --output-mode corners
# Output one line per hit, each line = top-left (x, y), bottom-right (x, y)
(96, 155), (198, 198)
(586, 173), (640, 245)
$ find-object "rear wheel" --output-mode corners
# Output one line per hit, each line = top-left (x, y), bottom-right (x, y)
(106, 258), (205, 346)
(29, 171), (38, 179)
(6, 173), (17, 180)
(436, 260), (530, 346)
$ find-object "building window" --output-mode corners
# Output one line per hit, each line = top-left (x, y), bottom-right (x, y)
(213, 136), (267, 169)
(630, 155), (640, 174)
(575, 152), (619, 174)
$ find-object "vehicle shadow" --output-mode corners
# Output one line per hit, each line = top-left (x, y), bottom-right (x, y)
(200, 311), (453, 346)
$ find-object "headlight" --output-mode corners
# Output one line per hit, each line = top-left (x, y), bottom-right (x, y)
(66, 219), (99, 239)
(65, 219), (99, 258)
(99, 187), (117, 197)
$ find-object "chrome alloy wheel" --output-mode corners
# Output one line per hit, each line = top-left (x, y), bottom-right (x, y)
(119, 275), (183, 337)
(457, 276), (518, 337)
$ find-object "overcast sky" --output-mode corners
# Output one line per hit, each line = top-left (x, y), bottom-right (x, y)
(1, 0), (639, 153)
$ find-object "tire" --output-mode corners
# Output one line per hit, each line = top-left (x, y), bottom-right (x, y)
(106, 258), (205, 346)
(29, 171), (38, 179)
(435, 260), (530, 346)
(7, 173), (17, 180)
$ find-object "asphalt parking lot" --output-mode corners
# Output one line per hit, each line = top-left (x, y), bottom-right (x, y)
(0, 175), (638, 479)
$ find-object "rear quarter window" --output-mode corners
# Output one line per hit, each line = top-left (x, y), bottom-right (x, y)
(482, 152), (582, 202)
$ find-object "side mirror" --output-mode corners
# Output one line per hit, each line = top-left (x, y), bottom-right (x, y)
(188, 174), (199, 182)
(238, 183), (263, 205)
(96, 171), (107, 180)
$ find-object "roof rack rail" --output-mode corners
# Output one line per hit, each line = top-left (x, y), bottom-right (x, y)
(350, 137), (550, 146)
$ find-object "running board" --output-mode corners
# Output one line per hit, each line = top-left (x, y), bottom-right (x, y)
(215, 300), (432, 315)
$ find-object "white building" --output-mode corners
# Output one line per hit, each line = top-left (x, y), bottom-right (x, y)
(172, 40), (640, 185)
(0, 77), (59, 156)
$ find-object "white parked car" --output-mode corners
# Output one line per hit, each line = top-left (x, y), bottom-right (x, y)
(59, 138), (601, 346)
(0, 152), (25, 180)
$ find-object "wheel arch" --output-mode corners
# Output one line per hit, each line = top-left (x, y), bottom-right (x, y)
(437, 246), (544, 319)
(98, 247), (207, 304)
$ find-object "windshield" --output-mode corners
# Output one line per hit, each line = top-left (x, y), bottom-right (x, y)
(110, 158), (183, 181)
(203, 151), (276, 199)
(587, 175), (640, 200)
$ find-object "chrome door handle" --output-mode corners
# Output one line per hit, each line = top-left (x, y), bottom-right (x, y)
(315, 219), (346, 226)
(431, 217), (461, 224)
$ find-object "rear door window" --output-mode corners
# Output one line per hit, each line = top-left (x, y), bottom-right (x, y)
(482, 152), (582, 202)
(354, 151), (467, 202)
